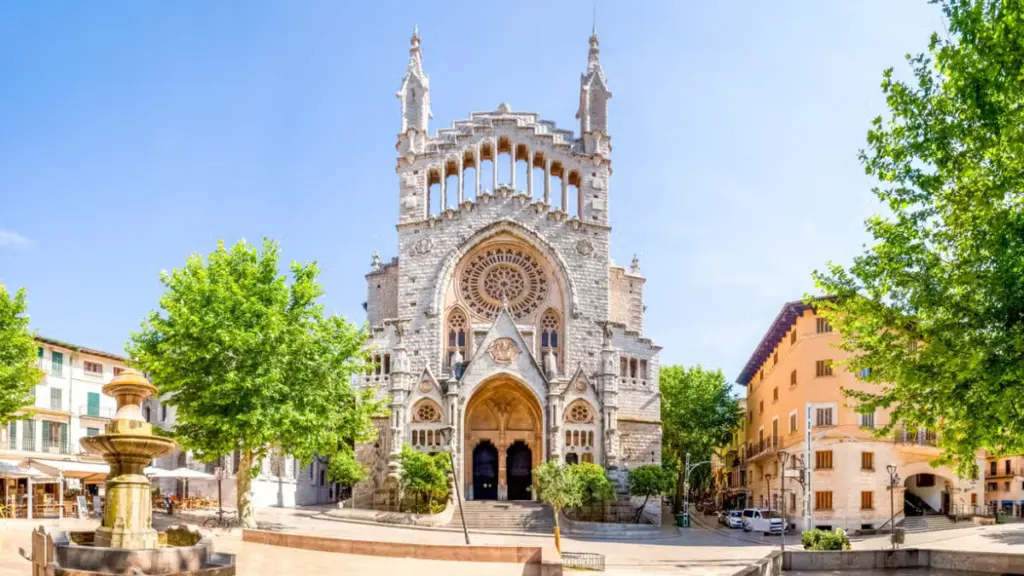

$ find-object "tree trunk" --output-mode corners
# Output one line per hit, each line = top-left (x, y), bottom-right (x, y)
(552, 506), (562, 554)
(635, 494), (650, 524)
(236, 449), (258, 529)
(673, 454), (685, 513)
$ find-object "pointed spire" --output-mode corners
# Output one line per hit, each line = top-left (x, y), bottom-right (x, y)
(587, 21), (601, 73)
(408, 24), (423, 75)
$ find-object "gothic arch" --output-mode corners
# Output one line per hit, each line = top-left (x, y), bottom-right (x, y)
(563, 399), (596, 424)
(429, 219), (580, 320)
(411, 398), (443, 423)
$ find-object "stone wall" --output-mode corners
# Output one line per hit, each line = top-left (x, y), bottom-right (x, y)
(608, 266), (645, 333)
(365, 258), (399, 328)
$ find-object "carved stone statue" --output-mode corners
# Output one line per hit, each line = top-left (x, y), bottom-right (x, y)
(543, 350), (558, 380)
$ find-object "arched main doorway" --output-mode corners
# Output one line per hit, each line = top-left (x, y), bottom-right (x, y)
(506, 441), (532, 500)
(473, 441), (498, 500)
(464, 376), (543, 501)
(904, 472), (951, 515)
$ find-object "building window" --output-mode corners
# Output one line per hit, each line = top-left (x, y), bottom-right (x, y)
(972, 493), (978, 506)
(1006, 460), (1012, 475)
(319, 469), (325, 486)
(816, 318), (832, 334)
(620, 357), (628, 377)
(22, 419), (34, 451)
(759, 370), (764, 381)
(790, 330), (797, 344)
(861, 491), (874, 510)
(917, 473), (935, 487)
(772, 419), (779, 444)
(815, 407), (834, 427)
(815, 491), (833, 510)
(815, 360), (833, 377)
(565, 453), (579, 465)
(790, 370), (797, 387)
(539, 309), (561, 370)
(748, 411), (753, 424)
(51, 351), (64, 376)
(7, 421), (17, 449)
(446, 308), (469, 369)
(86, 392), (100, 417)
(84, 361), (103, 376)
(773, 351), (778, 366)
(143, 406), (151, 422)
(112, 366), (124, 376)
(772, 387), (778, 403)
(858, 367), (872, 379)
(1005, 481), (1011, 491)
(861, 452), (874, 471)
(789, 492), (796, 512)
(50, 388), (62, 411)
(161, 404), (167, 422)
(987, 482), (997, 491)
(815, 450), (833, 470)
(991, 461), (997, 476)
(631, 358), (639, 378)
(789, 413), (797, 434)
(759, 400), (764, 414)
(86, 427), (99, 437)
(861, 412), (875, 429)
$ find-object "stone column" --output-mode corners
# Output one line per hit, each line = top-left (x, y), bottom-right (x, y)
(596, 328), (620, 469)
(509, 144), (516, 190)
(388, 342), (410, 484)
(547, 379), (562, 463)
(544, 158), (551, 205)
(445, 375), (462, 499)
(440, 164), (447, 210)
(527, 151), (534, 198)
(561, 174), (569, 212)
(474, 145), (481, 199)
(491, 141), (498, 192)
(457, 156), (464, 204)
(497, 442), (508, 501)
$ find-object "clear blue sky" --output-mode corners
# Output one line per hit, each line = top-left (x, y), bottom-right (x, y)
(0, 1), (945, 385)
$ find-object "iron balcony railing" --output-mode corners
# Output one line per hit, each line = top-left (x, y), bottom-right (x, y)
(893, 428), (938, 446)
(41, 439), (70, 455)
(746, 436), (780, 460)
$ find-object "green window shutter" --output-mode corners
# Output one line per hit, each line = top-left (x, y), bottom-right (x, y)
(23, 420), (34, 451)
(51, 351), (63, 376)
(60, 423), (67, 451)
(9, 421), (17, 446)
(87, 392), (100, 417)
(42, 421), (50, 449)
(86, 428), (99, 437)
(50, 388), (62, 411)
(37, 347), (43, 358)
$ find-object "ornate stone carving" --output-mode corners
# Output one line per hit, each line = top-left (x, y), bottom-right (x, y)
(413, 402), (441, 422)
(418, 380), (433, 393)
(575, 239), (594, 256)
(574, 379), (587, 393)
(566, 401), (594, 424)
(488, 338), (520, 364)
(415, 237), (434, 255)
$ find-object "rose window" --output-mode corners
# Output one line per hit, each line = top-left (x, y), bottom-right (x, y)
(568, 402), (592, 423)
(416, 403), (440, 422)
(459, 247), (548, 319)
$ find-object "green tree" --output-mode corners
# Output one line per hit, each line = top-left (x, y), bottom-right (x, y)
(534, 461), (582, 553)
(397, 444), (450, 513)
(813, 0), (1024, 475)
(627, 465), (670, 524)
(568, 462), (614, 520)
(660, 365), (742, 511)
(129, 239), (384, 528)
(0, 284), (43, 425)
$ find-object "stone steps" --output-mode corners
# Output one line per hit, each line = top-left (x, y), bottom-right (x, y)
(897, 515), (959, 533)
(447, 501), (554, 532)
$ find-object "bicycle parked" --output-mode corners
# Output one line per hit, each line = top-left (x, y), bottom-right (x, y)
(202, 509), (239, 530)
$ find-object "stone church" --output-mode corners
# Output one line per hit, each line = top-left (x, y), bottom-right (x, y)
(353, 28), (662, 519)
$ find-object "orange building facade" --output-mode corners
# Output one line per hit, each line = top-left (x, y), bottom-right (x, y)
(736, 300), (985, 532)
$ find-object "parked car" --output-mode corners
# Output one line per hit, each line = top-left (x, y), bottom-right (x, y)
(741, 508), (788, 534)
(724, 510), (744, 529)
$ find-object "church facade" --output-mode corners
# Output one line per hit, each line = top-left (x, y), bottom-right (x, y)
(353, 28), (662, 519)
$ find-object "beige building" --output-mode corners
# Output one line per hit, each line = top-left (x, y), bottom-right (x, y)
(984, 454), (1024, 513)
(737, 299), (984, 532)
(713, 398), (750, 510)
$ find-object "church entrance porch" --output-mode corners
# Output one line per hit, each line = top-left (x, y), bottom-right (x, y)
(463, 376), (543, 501)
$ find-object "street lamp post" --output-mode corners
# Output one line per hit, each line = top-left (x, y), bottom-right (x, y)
(764, 473), (772, 513)
(886, 464), (900, 549)
(778, 451), (789, 552)
(440, 426), (470, 545)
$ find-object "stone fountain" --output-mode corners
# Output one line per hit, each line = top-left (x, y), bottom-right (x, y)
(26, 369), (236, 575)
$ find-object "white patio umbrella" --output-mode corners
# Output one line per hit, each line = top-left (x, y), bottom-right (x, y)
(147, 467), (217, 501)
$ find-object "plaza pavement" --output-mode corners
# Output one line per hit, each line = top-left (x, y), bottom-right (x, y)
(0, 506), (775, 575)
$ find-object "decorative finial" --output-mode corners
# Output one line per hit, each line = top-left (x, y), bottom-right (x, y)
(498, 102), (511, 114)
(371, 251), (381, 272)
(592, 4), (597, 36)
(630, 254), (640, 274)
(500, 295), (510, 310)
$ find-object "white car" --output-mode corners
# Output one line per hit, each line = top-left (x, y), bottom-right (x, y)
(724, 510), (744, 529)
(741, 508), (788, 534)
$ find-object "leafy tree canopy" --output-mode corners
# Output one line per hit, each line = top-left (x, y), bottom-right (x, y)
(129, 239), (385, 527)
(627, 464), (671, 523)
(660, 365), (742, 508)
(570, 462), (615, 507)
(397, 444), (450, 510)
(813, 0), (1024, 475)
(0, 284), (43, 425)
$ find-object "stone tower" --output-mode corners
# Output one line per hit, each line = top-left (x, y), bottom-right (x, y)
(355, 29), (662, 522)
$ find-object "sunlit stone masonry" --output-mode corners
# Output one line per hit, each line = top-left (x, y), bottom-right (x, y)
(353, 27), (662, 522)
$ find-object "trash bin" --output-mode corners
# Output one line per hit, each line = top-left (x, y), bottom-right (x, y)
(675, 512), (690, 527)
(892, 527), (905, 546)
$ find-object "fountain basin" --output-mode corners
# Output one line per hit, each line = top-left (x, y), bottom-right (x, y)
(30, 525), (236, 575)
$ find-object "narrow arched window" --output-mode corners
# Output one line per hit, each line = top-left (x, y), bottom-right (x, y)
(539, 309), (560, 371)
(446, 308), (468, 370)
